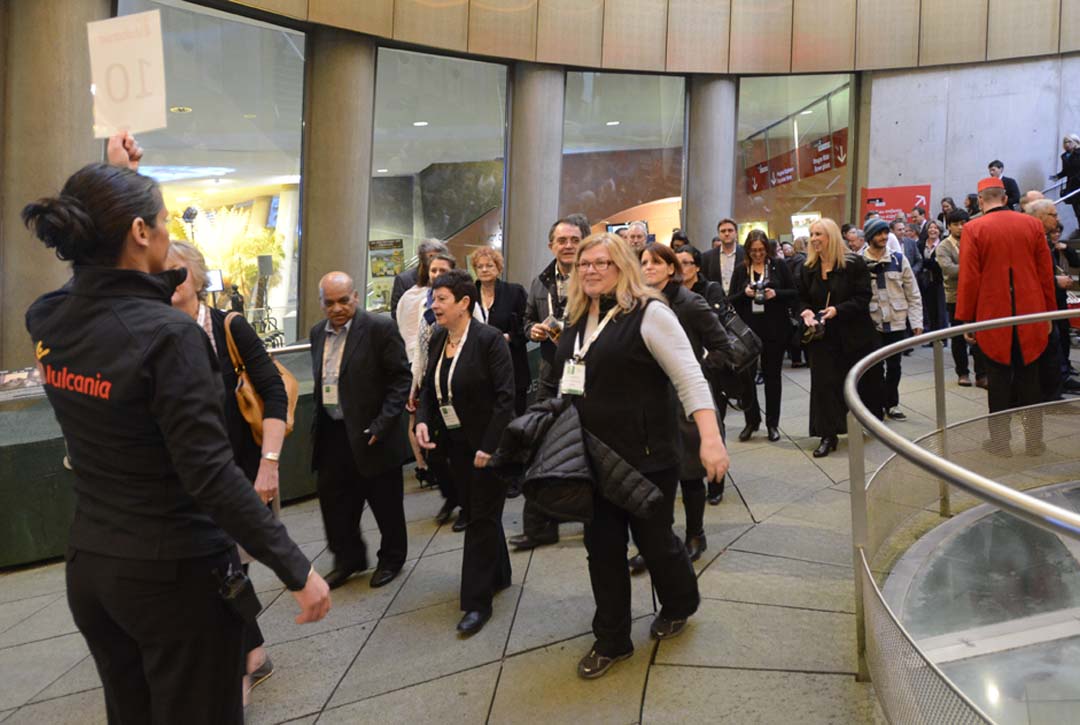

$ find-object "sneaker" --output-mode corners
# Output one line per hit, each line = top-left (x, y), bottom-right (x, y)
(577, 648), (633, 679)
(957, 375), (972, 387)
(649, 616), (689, 640)
(885, 408), (907, 421)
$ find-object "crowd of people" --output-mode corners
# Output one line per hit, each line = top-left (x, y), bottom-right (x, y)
(17, 131), (1079, 723)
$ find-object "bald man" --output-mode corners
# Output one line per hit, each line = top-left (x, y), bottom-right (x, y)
(310, 272), (412, 589)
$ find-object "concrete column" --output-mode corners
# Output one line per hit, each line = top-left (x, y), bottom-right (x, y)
(298, 29), (376, 335)
(685, 75), (737, 252)
(1, 0), (111, 369)
(504, 62), (564, 287)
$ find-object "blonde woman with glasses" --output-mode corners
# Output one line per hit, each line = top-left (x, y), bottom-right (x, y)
(539, 233), (728, 680)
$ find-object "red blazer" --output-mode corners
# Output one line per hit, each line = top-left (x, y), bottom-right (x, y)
(955, 207), (1055, 365)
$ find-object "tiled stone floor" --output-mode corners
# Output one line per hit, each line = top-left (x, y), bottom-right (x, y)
(0, 347), (987, 724)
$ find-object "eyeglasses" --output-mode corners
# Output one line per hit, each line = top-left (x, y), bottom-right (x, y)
(552, 238), (580, 247)
(576, 259), (614, 272)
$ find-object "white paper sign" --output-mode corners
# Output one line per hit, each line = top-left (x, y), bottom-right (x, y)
(87, 10), (167, 139)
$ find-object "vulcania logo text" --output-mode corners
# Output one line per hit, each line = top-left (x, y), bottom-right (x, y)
(43, 364), (112, 400)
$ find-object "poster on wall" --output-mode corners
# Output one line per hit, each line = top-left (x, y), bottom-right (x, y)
(369, 239), (405, 278)
(790, 212), (822, 240)
(860, 185), (932, 223)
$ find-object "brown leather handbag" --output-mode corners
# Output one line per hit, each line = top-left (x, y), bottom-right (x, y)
(224, 312), (299, 445)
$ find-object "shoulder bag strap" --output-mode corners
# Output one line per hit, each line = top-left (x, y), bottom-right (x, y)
(223, 311), (245, 375)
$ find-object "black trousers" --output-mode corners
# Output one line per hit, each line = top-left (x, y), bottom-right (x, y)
(744, 338), (786, 428)
(445, 435), (512, 614)
(985, 341), (1044, 447)
(67, 548), (245, 725)
(240, 563), (264, 655)
(947, 303), (986, 377)
(316, 420), (407, 571)
(865, 329), (909, 413)
(585, 467), (699, 657)
(680, 478), (706, 537)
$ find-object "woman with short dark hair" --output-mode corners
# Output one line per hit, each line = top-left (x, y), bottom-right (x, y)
(415, 269), (515, 637)
(640, 243), (729, 561)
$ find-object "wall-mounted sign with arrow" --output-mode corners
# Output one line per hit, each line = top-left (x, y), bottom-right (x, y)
(860, 183), (932, 222)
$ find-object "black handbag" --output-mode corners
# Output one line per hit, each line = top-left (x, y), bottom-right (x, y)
(714, 302), (763, 374)
(800, 292), (829, 344)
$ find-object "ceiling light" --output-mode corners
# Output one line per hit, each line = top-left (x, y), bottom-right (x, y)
(606, 120), (620, 126)
(413, 121), (429, 127)
(170, 106), (193, 114)
(243, 113), (257, 119)
(800, 110), (813, 115)
(376, 168), (389, 174)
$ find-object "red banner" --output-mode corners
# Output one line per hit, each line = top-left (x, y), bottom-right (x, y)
(745, 162), (769, 194)
(860, 184), (931, 223)
(831, 128), (848, 167)
(769, 149), (797, 187)
(797, 135), (834, 179)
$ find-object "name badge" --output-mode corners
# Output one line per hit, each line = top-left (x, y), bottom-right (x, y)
(322, 383), (339, 406)
(560, 361), (586, 396)
(439, 404), (462, 429)
(752, 301), (765, 314)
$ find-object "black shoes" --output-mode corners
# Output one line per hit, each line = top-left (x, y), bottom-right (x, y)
(369, 567), (400, 588)
(649, 615), (689, 640)
(812, 436), (838, 458)
(685, 533), (707, 562)
(324, 563), (364, 590)
(738, 423), (759, 442)
(577, 648), (633, 679)
(508, 533), (557, 551)
(434, 501), (455, 525)
(452, 514), (470, 532)
(707, 479), (724, 505)
(628, 554), (647, 575)
(457, 610), (490, 636)
(886, 408), (907, 421)
(767, 426), (780, 442)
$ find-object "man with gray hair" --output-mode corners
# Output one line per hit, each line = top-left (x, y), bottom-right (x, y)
(390, 238), (448, 320)
(624, 221), (648, 253)
(1028, 198), (1080, 394)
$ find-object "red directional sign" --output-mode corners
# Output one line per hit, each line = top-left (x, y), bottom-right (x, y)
(769, 149), (797, 187)
(831, 128), (848, 167)
(746, 162), (769, 194)
(797, 135), (834, 179)
(860, 184), (931, 223)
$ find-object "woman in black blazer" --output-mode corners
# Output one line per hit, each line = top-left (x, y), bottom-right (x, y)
(471, 248), (530, 414)
(415, 269), (515, 637)
(728, 232), (798, 443)
(796, 220), (878, 458)
(167, 241), (285, 702)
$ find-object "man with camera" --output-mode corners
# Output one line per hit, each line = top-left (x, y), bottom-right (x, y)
(861, 218), (923, 420)
(510, 216), (589, 551)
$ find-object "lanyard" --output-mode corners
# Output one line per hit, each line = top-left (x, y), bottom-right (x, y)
(572, 306), (619, 363)
(434, 323), (470, 404)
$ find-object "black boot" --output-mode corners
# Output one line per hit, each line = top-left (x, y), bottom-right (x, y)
(812, 436), (838, 458)
(685, 533), (707, 562)
(707, 477), (725, 505)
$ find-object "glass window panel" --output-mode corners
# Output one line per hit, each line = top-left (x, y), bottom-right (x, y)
(367, 49), (508, 313)
(735, 74), (852, 244)
(118, 0), (305, 345)
(561, 72), (685, 245)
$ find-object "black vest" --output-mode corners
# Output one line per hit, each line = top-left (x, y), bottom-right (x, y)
(553, 298), (678, 473)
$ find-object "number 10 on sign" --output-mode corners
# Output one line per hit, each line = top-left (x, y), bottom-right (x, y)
(87, 10), (167, 139)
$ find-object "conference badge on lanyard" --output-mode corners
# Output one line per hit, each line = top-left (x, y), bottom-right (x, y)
(436, 328), (467, 430)
(439, 403), (462, 429)
(559, 307), (617, 398)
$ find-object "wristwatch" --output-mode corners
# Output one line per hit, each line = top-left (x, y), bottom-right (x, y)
(262, 451), (281, 462)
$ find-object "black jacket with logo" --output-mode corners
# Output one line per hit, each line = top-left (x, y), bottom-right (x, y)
(25, 266), (310, 590)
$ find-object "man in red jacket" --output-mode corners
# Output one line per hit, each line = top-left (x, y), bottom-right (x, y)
(956, 177), (1057, 454)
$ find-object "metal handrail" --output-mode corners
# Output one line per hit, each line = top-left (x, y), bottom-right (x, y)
(1056, 186), (1080, 205)
(1042, 178), (1066, 194)
(270, 342), (312, 356)
(844, 308), (1080, 542)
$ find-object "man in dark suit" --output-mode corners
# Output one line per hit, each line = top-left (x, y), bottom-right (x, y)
(988, 160), (1021, 210)
(911, 206), (929, 245)
(701, 218), (745, 294)
(311, 271), (412, 589)
(390, 238), (447, 320)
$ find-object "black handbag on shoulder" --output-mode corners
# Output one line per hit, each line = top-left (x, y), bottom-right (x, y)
(714, 302), (763, 374)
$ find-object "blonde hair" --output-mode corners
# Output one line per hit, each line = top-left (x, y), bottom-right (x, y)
(805, 218), (847, 271)
(167, 240), (209, 301)
(470, 246), (503, 273)
(1066, 134), (1080, 146)
(565, 233), (665, 324)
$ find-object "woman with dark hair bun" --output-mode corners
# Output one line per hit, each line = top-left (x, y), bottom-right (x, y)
(22, 134), (329, 724)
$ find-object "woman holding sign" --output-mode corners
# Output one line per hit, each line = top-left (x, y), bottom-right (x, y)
(540, 233), (729, 679)
(415, 269), (515, 637)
